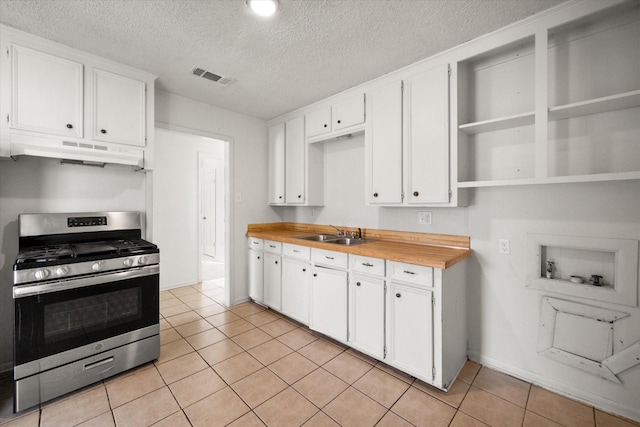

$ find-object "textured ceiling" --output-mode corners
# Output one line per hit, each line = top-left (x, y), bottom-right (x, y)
(0, 0), (564, 120)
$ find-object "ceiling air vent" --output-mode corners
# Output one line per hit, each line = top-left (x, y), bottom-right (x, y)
(192, 66), (232, 86)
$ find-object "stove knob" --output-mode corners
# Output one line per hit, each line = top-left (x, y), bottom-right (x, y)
(123, 258), (134, 267)
(34, 269), (50, 280)
(55, 266), (69, 277)
(92, 262), (103, 272)
(137, 256), (147, 265)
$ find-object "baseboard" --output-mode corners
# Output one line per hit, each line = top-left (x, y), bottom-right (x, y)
(467, 351), (640, 423)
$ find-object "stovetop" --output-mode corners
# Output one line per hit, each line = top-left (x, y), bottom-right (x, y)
(15, 239), (158, 269)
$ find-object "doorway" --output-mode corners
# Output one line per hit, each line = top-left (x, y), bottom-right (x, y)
(199, 152), (226, 303)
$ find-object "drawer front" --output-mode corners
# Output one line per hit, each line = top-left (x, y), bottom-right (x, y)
(248, 237), (263, 250)
(264, 240), (282, 254)
(388, 261), (433, 286)
(312, 248), (348, 269)
(350, 255), (385, 277)
(283, 243), (311, 260)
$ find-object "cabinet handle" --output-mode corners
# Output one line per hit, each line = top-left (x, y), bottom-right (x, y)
(66, 123), (73, 129)
(403, 270), (416, 275)
(362, 262), (374, 267)
(297, 194), (302, 199)
(373, 192), (379, 198)
(293, 249), (300, 253)
(356, 282), (361, 286)
(257, 256), (260, 259)
(323, 124), (328, 128)
(279, 196), (283, 199)
(337, 120), (341, 124)
(325, 256), (334, 260)
(275, 261), (278, 265)
(413, 191), (419, 197)
(396, 293), (401, 298)
(100, 129), (107, 134)
(302, 268), (306, 272)
(313, 273), (317, 277)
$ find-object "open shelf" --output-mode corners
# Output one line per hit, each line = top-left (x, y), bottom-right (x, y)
(459, 112), (535, 135)
(548, 90), (640, 121)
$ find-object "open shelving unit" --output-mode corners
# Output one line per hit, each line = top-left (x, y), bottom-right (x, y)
(456, 1), (640, 188)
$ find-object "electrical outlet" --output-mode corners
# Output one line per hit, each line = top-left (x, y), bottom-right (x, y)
(499, 239), (511, 255)
(418, 211), (432, 225)
(234, 192), (242, 203)
(309, 209), (317, 218)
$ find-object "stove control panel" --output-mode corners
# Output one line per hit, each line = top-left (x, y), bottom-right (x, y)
(67, 216), (108, 227)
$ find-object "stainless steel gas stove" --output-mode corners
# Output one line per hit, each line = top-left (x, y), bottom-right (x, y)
(12, 212), (160, 412)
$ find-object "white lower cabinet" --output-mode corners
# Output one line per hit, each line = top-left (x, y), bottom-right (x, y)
(281, 244), (311, 324)
(248, 238), (264, 303)
(350, 275), (385, 359)
(263, 253), (281, 310)
(310, 266), (348, 342)
(387, 282), (434, 381)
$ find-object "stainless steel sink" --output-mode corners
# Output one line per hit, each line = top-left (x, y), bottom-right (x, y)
(327, 237), (371, 246)
(296, 234), (340, 242)
(295, 234), (372, 245)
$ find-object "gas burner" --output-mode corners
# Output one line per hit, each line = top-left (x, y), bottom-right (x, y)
(16, 245), (74, 264)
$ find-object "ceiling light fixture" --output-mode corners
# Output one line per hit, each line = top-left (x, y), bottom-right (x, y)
(247, 0), (279, 17)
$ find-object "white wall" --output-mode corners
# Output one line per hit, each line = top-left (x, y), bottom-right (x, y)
(0, 156), (146, 370)
(154, 91), (281, 303)
(152, 128), (224, 289)
(284, 158), (640, 420)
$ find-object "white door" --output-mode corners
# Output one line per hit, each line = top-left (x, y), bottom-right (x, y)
(351, 276), (385, 359)
(285, 116), (306, 204)
(264, 253), (282, 311)
(310, 267), (348, 342)
(202, 169), (216, 257)
(268, 123), (286, 204)
(405, 64), (450, 204)
(248, 249), (264, 303)
(389, 283), (434, 380)
(282, 258), (311, 324)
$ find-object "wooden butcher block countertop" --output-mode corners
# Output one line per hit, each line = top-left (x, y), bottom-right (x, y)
(247, 223), (472, 269)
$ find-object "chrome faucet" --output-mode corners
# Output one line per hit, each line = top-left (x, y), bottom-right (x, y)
(329, 225), (346, 236)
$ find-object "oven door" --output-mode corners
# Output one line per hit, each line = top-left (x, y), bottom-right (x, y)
(13, 265), (159, 378)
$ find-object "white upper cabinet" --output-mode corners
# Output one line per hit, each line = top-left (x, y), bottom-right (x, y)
(91, 69), (146, 146)
(268, 122), (286, 204)
(0, 25), (156, 167)
(285, 116), (306, 204)
(366, 65), (455, 206)
(366, 80), (404, 205)
(268, 116), (324, 206)
(10, 45), (83, 138)
(305, 93), (365, 142)
(405, 64), (451, 204)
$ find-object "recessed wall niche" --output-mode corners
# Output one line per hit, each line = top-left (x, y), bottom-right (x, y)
(526, 233), (638, 307)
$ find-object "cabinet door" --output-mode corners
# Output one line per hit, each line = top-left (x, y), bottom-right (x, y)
(388, 283), (433, 380)
(367, 80), (403, 204)
(333, 94), (365, 131)
(305, 107), (331, 138)
(263, 253), (282, 311)
(285, 116), (305, 204)
(248, 249), (264, 303)
(351, 276), (385, 358)
(405, 64), (450, 204)
(11, 45), (83, 137)
(268, 123), (286, 204)
(310, 267), (347, 342)
(91, 69), (146, 146)
(282, 258), (311, 324)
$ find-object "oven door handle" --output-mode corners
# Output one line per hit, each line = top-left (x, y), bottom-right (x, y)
(13, 265), (159, 298)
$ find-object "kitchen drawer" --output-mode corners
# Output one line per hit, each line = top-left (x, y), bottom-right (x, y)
(248, 237), (263, 250)
(264, 240), (282, 254)
(312, 248), (348, 269)
(350, 255), (385, 277)
(283, 243), (311, 260)
(388, 261), (433, 286)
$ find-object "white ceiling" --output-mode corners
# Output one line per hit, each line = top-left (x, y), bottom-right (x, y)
(0, 0), (564, 120)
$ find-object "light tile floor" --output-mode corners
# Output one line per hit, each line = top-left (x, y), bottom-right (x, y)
(1, 280), (639, 427)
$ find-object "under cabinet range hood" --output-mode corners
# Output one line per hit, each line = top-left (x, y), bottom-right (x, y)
(9, 133), (144, 168)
